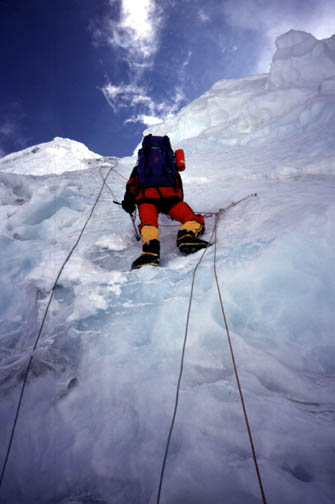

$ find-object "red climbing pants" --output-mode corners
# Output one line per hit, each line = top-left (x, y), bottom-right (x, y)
(138, 201), (204, 231)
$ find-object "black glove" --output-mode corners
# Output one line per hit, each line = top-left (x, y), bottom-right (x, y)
(121, 192), (136, 214)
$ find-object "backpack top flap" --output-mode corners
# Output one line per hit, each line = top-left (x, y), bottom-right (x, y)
(137, 135), (177, 188)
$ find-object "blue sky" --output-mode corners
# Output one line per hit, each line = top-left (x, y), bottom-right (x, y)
(1, 0), (334, 158)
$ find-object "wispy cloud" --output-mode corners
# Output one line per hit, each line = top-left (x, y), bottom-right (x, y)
(95, 1), (192, 127)
(182, 50), (192, 67)
(198, 9), (210, 23)
(124, 114), (163, 127)
(93, 0), (184, 127)
(102, 82), (150, 112)
(92, 0), (164, 69)
(102, 81), (186, 126)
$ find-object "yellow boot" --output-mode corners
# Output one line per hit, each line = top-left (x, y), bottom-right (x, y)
(177, 220), (209, 254)
(131, 226), (160, 269)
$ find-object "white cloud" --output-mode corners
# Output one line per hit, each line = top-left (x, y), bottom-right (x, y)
(116, 0), (159, 56)
(198, 9), (210, 23)
(94, 0), (163, 68)
(97, 1), (187, 127)
(125, 115), (163, 126)
(102, 80), (185, 127)
(102, 82), (153, 112)
(182, 50), (192, 67)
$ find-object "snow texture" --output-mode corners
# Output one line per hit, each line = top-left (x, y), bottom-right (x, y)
(0, 30), (334, 504)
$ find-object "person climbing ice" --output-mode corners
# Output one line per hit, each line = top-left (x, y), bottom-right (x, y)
(122, 134), (209, 270)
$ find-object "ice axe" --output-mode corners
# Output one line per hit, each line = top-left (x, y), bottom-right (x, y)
(113, 200), (141, 241)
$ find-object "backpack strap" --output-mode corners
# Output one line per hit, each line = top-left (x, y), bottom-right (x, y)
(162, 135), (172, 151)
(142, 134), (153, 149)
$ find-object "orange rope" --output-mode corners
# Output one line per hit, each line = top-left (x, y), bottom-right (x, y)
(156, 238), (212, 503)
(156, 193), (266, 504)
(213, 211), (267, 504)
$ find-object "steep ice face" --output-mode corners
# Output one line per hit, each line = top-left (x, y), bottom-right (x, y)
(140, 30), (335, 165)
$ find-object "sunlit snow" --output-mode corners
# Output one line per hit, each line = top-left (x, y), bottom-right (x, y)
(0, 30), (334, 504)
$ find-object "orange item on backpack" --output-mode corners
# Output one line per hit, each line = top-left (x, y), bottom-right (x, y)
(175, 149), (186, 171)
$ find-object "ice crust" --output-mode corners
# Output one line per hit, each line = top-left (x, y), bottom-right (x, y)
(0, 30), (334, 504)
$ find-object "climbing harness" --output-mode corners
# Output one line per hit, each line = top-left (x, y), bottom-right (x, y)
(0, 165), (114, 488)
(156, 193), (267, 504)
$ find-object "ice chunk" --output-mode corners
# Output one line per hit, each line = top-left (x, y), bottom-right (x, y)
(267, 30), (335, 89)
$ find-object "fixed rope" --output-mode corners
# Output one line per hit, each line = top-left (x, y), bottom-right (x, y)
(213, 210), (267, 504)
(156, 227), (215, 504)
(0, 165), (114, 488)
(156, 193), (267, 504)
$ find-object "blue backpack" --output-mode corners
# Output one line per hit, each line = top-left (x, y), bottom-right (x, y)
(137, 134), (177, 188)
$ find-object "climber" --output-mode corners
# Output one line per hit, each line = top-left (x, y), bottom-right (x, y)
(121, 134), (209, 269)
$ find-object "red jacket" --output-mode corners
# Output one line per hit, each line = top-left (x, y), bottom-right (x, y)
(125, 166), (184, 206)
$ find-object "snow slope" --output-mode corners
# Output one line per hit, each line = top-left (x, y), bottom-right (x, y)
(0, 136), (102, 176)
(0, 30), (334, 504)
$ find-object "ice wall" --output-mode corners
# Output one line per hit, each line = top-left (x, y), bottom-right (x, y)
(140, 30), (335, 165)
(267, 30), (335, 90)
